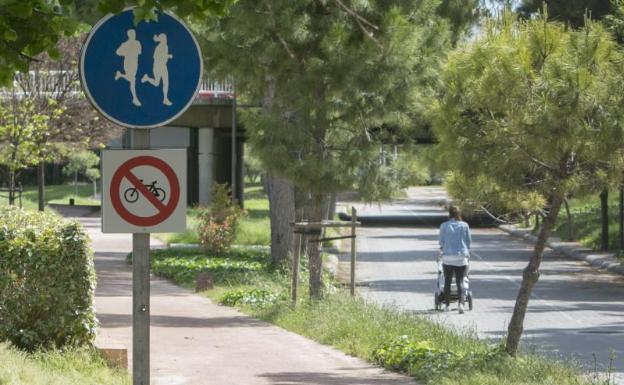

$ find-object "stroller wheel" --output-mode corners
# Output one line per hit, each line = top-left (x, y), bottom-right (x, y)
(434, 292), (440, 310)
(467, 292), (473, 311)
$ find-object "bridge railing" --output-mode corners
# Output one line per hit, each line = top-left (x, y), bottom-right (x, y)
(0, 71), (234, 102)
(0, 70), (81, 99)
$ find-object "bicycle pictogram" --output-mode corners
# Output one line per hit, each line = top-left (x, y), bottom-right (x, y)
(124, 179), (166, 203)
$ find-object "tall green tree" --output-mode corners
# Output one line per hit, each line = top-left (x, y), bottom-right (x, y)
(0, 98), (64, 204)
(8, 35), (121, 211)
(199, 0), (461, 298)
(433, 16), (624, 355)
(63, 150), (100, 199)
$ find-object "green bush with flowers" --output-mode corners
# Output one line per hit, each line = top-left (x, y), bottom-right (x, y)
(197, 183), (245, 254)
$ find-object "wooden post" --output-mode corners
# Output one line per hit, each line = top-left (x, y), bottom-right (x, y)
(350, 206), (357, 296)
(291, 232), (301, 303)
(132, 128), (150, 385)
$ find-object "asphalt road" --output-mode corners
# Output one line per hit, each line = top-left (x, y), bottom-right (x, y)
(338, 187), (624, 383)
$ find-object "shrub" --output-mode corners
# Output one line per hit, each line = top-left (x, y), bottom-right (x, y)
(0, 207), (96, 351)
(197, 184), (245, 254)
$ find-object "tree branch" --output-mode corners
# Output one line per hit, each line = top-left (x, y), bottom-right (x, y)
(332, 0), (382, 48)
(480, 204), (510, 224)
(332, 0), (379, 31)
(262, 1), (300, 62)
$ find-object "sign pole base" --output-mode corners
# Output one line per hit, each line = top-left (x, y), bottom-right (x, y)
(133, 128), (150, 385)
(132, 233), (150, 385)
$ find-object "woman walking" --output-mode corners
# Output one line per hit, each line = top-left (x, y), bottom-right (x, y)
(439, 206), (472, 313)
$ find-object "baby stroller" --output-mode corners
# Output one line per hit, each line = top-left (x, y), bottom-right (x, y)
(434, 258), (473, 311)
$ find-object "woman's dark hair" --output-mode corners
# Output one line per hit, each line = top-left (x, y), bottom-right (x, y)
(449, 206), (462, 220)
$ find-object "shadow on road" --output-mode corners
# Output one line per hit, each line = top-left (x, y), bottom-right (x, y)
(258, 371), (410, 385)
(98, 313), (266, 329)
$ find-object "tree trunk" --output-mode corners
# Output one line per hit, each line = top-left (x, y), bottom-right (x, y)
(8, 170), (15, 206)
(37, 161), (45, 211)
(74, 170), (78, 198)
(267, 174), (295, 267)
(505, 190), (564, 356)
(325, 192), (337, 221)
(600, 189), (609, 251)
(563, 198), (572, 241)
(308, 190), (325, 299)
(260, 74), (297, 267)
(93, 179), (97, 200)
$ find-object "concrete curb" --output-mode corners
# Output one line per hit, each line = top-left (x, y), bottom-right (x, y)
(498, 224), (624, 276)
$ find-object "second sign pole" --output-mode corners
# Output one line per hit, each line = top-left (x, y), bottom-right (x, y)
(132, 128), (150, 385)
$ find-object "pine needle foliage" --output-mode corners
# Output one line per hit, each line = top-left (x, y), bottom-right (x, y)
(434, 14), (624, 212)
(199, 0), (455, 201)
(432, 13), (624, 355)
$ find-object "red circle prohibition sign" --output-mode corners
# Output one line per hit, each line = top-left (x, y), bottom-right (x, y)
(110, 156), (180, 227)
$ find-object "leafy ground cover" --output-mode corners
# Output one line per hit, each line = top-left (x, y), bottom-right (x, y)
(135, 247), (287, 301)
(0, 343), (129, 385)
(156, 183), (270, 246)
(141, 246), (612, 385)
(0, 184), (98, 211)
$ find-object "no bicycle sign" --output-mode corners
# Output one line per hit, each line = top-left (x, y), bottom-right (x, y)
(102, 149), (186, 233)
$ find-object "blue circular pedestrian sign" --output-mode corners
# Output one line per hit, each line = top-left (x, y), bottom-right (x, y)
(80, 8), (203, 128)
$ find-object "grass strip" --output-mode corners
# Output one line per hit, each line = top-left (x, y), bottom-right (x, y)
(0, 184), (98, 211)
(249, 294), (598, 385)
(0, 344), (129, 385)
(144, 247), (608, 385)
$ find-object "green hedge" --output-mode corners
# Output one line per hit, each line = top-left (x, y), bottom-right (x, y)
(0, 207), (97, 351)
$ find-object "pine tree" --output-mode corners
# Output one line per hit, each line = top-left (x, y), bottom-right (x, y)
(433, 15), (624, 354)
(199, 0), (461, 297)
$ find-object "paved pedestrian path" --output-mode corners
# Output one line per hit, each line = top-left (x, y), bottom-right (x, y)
(79, 217), (415, 385)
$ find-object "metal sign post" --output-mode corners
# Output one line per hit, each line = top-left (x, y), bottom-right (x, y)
(80, 7), (201, 384)
(132, 128), (150, 385)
